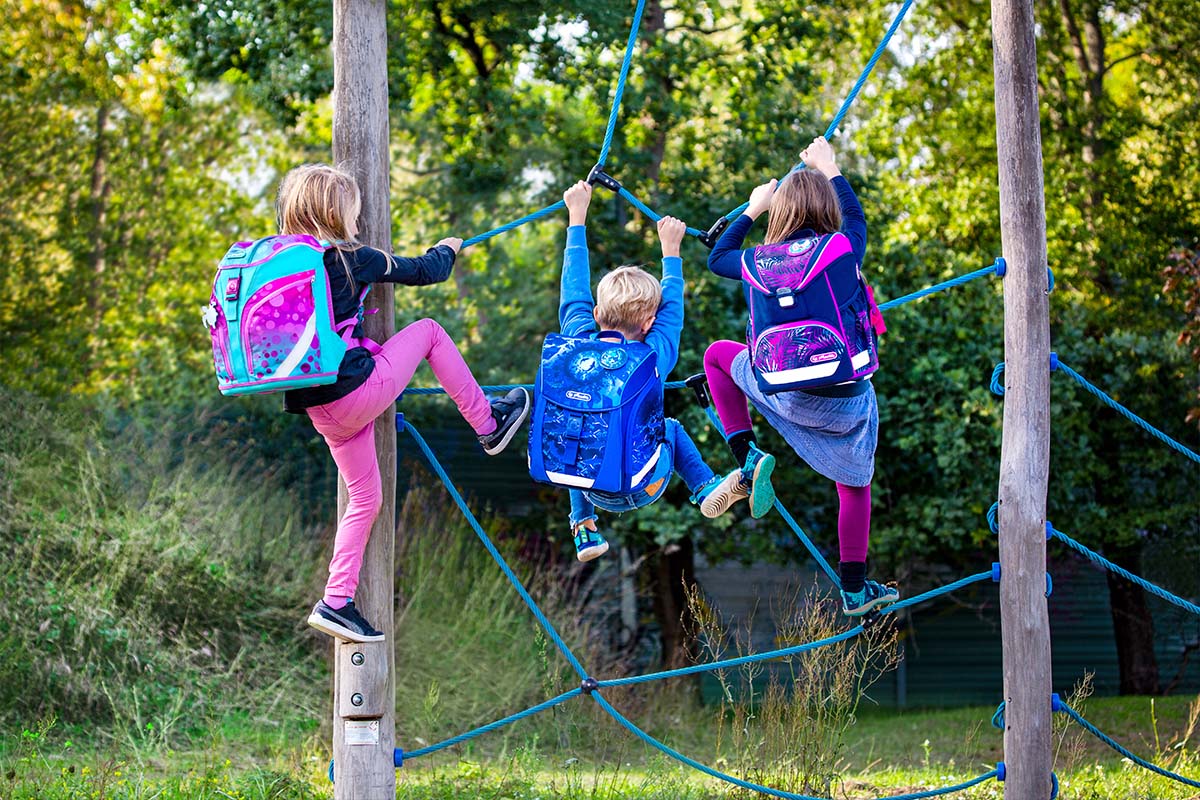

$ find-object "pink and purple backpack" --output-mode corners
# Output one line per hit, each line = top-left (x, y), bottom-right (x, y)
(742, 232), (886, 394)
(203, 235), (365, 396)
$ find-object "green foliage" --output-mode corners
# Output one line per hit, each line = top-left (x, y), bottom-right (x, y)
(0, 389), (326, 735)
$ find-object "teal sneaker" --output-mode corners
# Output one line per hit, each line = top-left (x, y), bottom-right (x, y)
(742, 445), (776, 519)
(573, 525), (609, 562)
(841, 580), (899, 617)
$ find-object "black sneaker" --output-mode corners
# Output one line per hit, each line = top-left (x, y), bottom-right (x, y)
(307, 600), (385, 643)
(478, 387), (531, 455)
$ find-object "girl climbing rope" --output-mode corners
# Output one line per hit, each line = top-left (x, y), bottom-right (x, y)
(275, 164), (531, 642)
(702, 136), (899, 617)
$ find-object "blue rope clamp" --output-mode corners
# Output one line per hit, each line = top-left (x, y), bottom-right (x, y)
(684, 373), (712, 409)
(580, 676), (601, 695)
(697, 215), (731, 249)
(395, 412), (406, 432)
(586, 164), (623, 193)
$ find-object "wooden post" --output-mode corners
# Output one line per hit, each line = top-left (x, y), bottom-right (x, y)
(992, 0), (1053, 796)
(331, 1), (396, 798)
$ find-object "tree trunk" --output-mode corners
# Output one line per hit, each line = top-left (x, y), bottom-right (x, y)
(1104, 541), (1161, 694)
(649, 537), (696, 668)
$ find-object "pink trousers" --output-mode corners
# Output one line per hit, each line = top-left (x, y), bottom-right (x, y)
(307, 318), (495, 599)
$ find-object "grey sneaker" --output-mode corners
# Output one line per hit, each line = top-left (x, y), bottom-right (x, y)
(478, 387), (531, 455)
(307, 600), (385, 643)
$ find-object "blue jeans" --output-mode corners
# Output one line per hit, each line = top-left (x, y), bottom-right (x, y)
(569, 418), (715, 527)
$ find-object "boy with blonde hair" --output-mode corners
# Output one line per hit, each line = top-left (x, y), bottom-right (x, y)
(546, 181), (774, 561)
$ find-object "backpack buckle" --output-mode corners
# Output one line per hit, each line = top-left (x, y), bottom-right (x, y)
(775, 288), (795, 308)
(224, 277), (241, 302)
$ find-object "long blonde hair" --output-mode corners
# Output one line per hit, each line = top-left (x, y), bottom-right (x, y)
(764, 169), (843, 244)
(276, 163), (364, 290)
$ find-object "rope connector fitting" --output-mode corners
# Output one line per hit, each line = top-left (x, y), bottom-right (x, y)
(580, 677), (601, 695)
(859, 608), (885, 629)
(697, 216), (731, 249)
(685, 373), (711, 409)
(586, 165), (623, 192)
(395, 412), (406, 433)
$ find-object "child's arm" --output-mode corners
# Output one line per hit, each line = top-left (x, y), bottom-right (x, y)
(644, 216), (687, 376)
(803, 136), (867, 263)
(355, 238), (462, 286)
(707, 179), (776, 280)
(558, 181), (598, 337)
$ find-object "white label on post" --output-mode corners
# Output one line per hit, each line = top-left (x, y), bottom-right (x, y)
(344, 719), (380, 746)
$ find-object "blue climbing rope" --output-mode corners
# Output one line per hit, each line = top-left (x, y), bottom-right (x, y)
(404, 421), (590, 679)
(616, 185), (705, 236)
(463, 200), (566, 250)
(593, 691), (1000, 800)
(1055, 359), (1200, 466)
(1057, 700), (1200, 789)
(878, 259), (1003, 312)
(1048, 524), (1200, 616)
(723, 0), (918, 222)
(405, 688), (583, 760)
(596, 0), (649, 168)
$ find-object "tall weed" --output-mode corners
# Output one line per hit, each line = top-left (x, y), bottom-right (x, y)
(688, 578), (900, 796)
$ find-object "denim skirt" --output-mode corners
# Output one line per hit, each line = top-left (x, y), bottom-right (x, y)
(732, 350), (878, 487)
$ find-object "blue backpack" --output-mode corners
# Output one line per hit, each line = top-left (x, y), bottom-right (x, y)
(203, 235), (366, 396)
(743, 232), (885, 394)
(528, 332), (666, 494)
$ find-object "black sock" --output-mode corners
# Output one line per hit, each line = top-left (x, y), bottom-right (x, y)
(727, 431), (756, 467)
(840, 561), (867, 594)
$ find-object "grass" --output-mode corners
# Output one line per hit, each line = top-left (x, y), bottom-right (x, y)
(3, 695), (1199, 798)
(2, 391), (1198, 798)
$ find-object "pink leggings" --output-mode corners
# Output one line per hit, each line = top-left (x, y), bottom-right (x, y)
(307, 318), (496, 599)
(703, 340), (871, 563)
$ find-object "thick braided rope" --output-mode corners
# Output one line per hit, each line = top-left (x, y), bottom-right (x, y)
(403, 421), (589, 679)
(463, 201), (565, 250)
(989, 360), (1200, 464)
(405, 689), (582, 760)
(597, 0), (649, 168)
(1049, 525), (1200, 616)
(593, 691), (1000, 800)
(878, 260), (1000, 311)
(1058, 701), (1200, 789)
(723, 0), (918, 221)
(1056, 360), (1200, 465)
(616, 185), (705, 236)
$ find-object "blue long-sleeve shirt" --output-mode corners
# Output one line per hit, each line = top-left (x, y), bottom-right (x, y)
(558, 225), (685, 375)
(558, 225), (685, 526)
(707, 175), (867, 282)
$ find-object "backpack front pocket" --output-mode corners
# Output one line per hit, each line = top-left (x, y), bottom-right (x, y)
(240, 272), (323, 382)
(752, 320), (848, 390)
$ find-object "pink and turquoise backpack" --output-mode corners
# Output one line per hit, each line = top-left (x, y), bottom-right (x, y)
(203, 235), (365, 396)
(743, 232), (886, 394)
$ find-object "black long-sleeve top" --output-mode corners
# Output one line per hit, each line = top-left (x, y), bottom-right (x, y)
(283, 244), (456, 413)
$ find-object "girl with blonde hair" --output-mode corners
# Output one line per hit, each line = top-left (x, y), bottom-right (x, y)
(277, 164), (531, 642)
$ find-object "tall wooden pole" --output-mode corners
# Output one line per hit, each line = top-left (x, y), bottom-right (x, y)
(331, 2), (396, 797)
(992, 0), (1053, 796)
